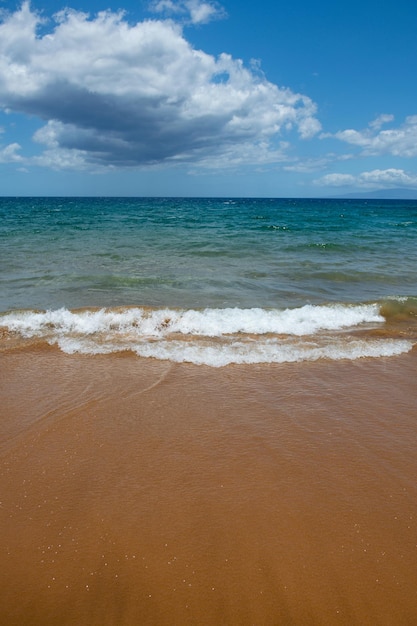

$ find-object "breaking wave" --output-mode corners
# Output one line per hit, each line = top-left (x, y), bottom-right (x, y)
(1, 302), (414, 366)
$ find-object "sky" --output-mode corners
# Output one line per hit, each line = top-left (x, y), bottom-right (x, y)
(0, 0), (417, 197)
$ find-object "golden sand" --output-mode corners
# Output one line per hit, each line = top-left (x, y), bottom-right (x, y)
(1, 345), (417, 625)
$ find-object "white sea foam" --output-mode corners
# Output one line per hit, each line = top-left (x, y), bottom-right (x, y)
(54, 336), (413, 366)
(2, 304), (413, 366)
(1, 303), (384, 338)
(132, 338), (412, 366)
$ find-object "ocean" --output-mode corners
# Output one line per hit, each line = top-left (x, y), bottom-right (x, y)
(1, 196), (417, 365)
(1, 197), (417, 625)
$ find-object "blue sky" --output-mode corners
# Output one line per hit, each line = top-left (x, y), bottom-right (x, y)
(0, 0), (416, 197)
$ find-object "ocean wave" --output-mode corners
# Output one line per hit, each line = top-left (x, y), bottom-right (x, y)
(1, 303), (384, 338)
(53, 336), (412, 366)
(1, 303), (414, 366)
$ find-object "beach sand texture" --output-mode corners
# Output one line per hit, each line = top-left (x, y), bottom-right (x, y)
(1, 344), (417, 625)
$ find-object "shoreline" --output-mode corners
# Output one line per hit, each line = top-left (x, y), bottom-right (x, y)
(1, 346), (417, 624)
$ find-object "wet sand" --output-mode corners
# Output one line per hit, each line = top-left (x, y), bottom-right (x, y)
(1, 345), (417, 625)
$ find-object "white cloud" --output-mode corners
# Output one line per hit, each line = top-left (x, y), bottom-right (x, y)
(328, 115), (417, 157)
(187, 0), (222, 24)
(359, 168), (417, 186)
(0, 3), (320, 171)
(314, 173), (355, 187)
(149, 0), (226, 24)
(314, 168), (417, 189)
(369, 113), (394, 130)
(0, 142), (23, 163)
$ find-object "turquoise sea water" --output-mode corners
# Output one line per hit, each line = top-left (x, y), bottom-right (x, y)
(1, 197), (417, 365)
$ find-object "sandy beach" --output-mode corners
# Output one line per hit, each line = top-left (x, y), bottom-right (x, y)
(1, 344), (417, 625)
(1, 1), (417, 621)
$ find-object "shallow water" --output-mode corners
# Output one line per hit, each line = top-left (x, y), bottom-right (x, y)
(1, 197), (417, 311)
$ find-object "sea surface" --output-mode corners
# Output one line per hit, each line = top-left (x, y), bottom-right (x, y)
(1, 196), (417, 365)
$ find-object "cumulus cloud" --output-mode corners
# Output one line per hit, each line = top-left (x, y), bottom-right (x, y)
(359, 168), (417, 186)
(327, 115), (417, 157)
(0, 2), (320, 171)
(314, 168), (417, 189)
(314, 173), (356, 187)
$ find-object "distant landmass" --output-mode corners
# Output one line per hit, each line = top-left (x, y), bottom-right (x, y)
(333, 188), (417, 200)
